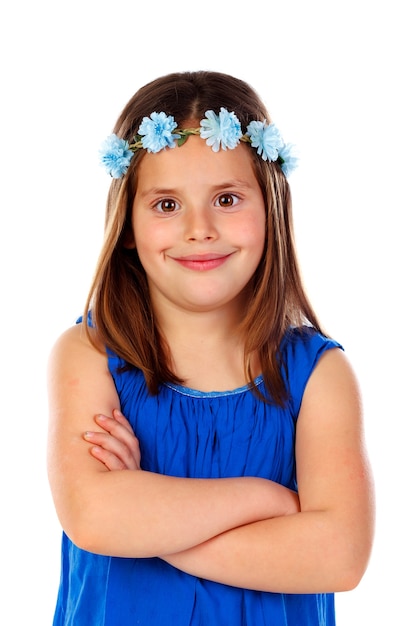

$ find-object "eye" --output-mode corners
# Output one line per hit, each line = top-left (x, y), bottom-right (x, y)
(154, 198), (179, 213)
(215, 193), (239, 209)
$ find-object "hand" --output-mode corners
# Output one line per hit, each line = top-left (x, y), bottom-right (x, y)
(83, 409), (141, 471)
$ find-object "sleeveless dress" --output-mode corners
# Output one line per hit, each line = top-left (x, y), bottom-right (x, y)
(52, 325), (342, 626)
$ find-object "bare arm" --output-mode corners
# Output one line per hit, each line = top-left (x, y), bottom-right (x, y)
(47, 324), (300, 558)
(162, 349), (375, 593)
(81, 347), (374, 593)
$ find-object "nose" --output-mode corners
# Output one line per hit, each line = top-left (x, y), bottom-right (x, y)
(184, 205), (219, 242)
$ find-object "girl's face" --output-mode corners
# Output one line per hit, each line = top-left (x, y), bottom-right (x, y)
(130, 135), (266, 318)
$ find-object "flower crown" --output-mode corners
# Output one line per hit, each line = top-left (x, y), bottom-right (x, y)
(99, 108), (298, 179)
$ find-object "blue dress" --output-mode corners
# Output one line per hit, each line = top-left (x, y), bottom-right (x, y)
(53, 326), (342, 625)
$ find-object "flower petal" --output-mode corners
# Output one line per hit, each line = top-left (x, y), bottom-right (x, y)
(200, 108), (242, 152)
(246, 120), (284, 162)
(99, 134), (134, 178)
(138, 112), (180, 153)
(279, 143), (299, 177)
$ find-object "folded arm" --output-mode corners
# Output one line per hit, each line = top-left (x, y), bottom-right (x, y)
(163, 348), (375, 592)
(47, 324), (299, 558)
(48, 326), (374, 591)
(85, 347), (374, 593)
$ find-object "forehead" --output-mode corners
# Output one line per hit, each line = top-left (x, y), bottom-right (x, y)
(136, 135), (259, 189)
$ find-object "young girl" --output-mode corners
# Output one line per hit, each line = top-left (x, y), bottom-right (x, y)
(47, 70), (374, 625)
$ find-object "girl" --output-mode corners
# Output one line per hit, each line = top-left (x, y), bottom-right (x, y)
(47, 71), (374, 625)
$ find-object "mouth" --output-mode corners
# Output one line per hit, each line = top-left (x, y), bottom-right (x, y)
(172, 253), (233, 271)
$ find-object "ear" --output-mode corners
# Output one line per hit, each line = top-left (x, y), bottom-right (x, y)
(122, 228), (136, 249)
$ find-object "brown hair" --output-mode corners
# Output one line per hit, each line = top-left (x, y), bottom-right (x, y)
(84, 70), (324, 405)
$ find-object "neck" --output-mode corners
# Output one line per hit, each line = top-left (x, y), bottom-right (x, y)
(153, 303), (258, 392)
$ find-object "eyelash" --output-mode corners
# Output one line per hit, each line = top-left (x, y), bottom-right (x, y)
(153, 193), (240, 213)
(214, 193), (240, 208)
(154, 199), (179, 213)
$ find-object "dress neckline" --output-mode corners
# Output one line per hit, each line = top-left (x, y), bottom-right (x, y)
(163, 375), (264, 399)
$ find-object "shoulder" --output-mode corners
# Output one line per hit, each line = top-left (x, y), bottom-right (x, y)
(281, 326), (342, 362)
(296, 341), (363, 455)
(49, 320), (103, 357)
(47, 322), (120, 426)
(280, 327), (343, 415)
(302, 347), (361, 415)
(48, 321), (108, 386)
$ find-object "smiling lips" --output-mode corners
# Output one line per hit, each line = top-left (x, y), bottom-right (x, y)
(173, 253), (233, 271)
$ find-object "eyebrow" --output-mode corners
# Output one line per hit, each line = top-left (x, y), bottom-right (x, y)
(138, 180), (253, 199)
(211, 180), (253, 191)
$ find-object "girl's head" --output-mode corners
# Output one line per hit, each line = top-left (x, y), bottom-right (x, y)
(86, 71), (321, 403)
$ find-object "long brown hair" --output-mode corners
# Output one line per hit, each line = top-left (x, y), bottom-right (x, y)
(84, 71), (324, 405)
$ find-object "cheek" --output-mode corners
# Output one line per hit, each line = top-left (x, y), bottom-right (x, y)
(242, 214), (266, 253)
(134, 223), (173, 269)
(133, 217), (162, 254)
(135, 234), (161, 263)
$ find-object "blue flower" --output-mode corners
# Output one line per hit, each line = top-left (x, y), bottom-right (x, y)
(246, 120), (284, 162)
(200, 108), (242, 152)
(279, 143), (299, 177)
(99, 134), (134, 178)
(138, 112), (180, 153)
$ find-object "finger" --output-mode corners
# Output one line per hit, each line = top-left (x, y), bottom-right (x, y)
(89, 445), (129, 471)
(84, 431), (139, 470)
(95, 414), (141, 466)
(95, 414), (133, 441)
(112, 408), (135, 434)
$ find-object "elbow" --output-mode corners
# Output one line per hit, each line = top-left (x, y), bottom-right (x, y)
(63, 523), (121, 557)
(57, 500), (150, 558)
(56, 499), (115, 556)
(67, 527), (106, 556)
(335, 559), (369, 592)
(58, 513), (105, 556)
(331, 536), (374, 592)
(327, 506), (375, 592)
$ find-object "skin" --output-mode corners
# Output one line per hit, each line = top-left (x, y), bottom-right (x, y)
(47, 137), (374, 594)
(125, 137), (267, 390)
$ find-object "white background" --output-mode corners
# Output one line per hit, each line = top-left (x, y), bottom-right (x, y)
(1, 1), (415, 623)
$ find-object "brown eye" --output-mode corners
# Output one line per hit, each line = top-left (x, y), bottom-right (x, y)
(216, 193), (238, 208)
(155, 199), (179, 212)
